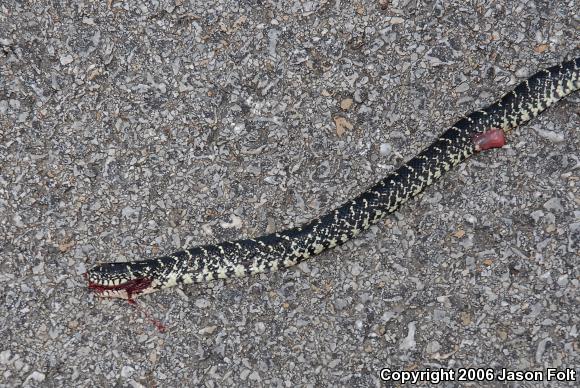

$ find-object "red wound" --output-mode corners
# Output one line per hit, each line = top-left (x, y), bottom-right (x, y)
(472, 128), (506, 151)
(84, 273), (166, 332)
(86, 275), (153, 301)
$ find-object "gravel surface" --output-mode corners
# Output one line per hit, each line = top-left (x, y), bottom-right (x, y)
(1, 1), (579, 386)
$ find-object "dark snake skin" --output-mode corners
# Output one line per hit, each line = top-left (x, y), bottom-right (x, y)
(86, 57), (579, 300)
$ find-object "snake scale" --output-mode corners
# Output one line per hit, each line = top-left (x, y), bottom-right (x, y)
(86, 57), (579, 300)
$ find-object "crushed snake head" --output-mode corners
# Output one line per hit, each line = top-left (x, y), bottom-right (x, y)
(85, 262), (157, 300)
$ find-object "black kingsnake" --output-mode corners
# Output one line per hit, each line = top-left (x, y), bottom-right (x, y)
(85, 57), (579, 300)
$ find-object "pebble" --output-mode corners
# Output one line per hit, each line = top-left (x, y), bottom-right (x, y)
(379, 143), (392, 156)
(334, 116), (353, 136)
(340, 98), (353, 110)
(350, 263), (362, 276)
(399, 322), (417, 350)
(0, 350), (11, 364)
(534, 127), (565, 143)
(454, 82), (470, 93)
(25, 371), (45, 383)
(530, 209), (544, 222)
(254, 322), (266, 334)
(535, 338), (551, 363)
(120, 366), (135, 378)
(199, 326), (218, 335)
(556, 274), (568, 287)
(543, 197), (563, 212)
(195, 298), (211, 308)
(426, 340), (441, 354)
(59, 54), (74, 65)
(248, 371), (261, 381)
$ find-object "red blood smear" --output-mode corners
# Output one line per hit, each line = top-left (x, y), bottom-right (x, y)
(85, 274), (153, 301)
(84, 273), (167, 332)
(130, 302), (168, 333)
(472, 128), (506, 151)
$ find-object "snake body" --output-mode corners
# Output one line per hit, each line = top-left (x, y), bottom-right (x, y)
(86, 57), (579, 300)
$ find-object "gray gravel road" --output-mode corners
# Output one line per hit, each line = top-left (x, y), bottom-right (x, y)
(1, 0), (579, 387)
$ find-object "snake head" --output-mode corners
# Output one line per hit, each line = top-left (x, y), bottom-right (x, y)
(84, 261), (157, 301)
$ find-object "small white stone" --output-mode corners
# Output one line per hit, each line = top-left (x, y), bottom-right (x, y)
(120, 366), (134, 378)
(399, 321), (417, 350)
(27, 371), (46, 382)
(195, 298), (211, 308)
(426, 340), (441, 354)
(198, 325), (218, 335)
(350, 263), (362, 276)
(556, 274), (568, 287)
(543, 197), (563, 212)
(0, 350), (11, 364)
(221, 214), (242, 229)
(380, 143), (392, 156)
(254, 322), (266, 334)
(388, 16), (404, 24)
(530, 210), (544, 222)
(60, 54), (74, 65)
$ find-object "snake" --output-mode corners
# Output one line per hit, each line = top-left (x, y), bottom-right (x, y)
(85, 57), (579, 300)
